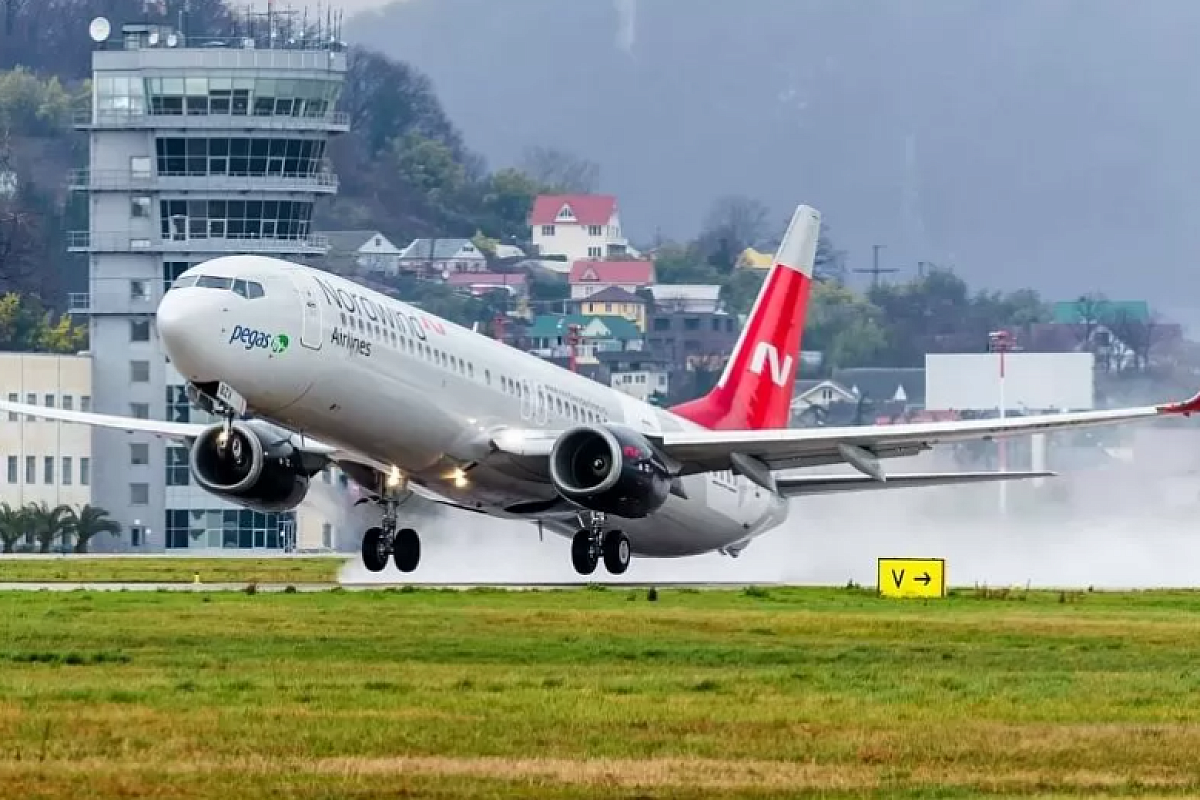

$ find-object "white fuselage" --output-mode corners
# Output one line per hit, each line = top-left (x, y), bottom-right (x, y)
(159, 256), (790, 557)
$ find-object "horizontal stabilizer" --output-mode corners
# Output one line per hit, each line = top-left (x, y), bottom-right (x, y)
(776, 470), (1055, 498)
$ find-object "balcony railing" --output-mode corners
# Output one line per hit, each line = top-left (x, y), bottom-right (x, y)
(68, 231), (329, 254)
(68, 167), (339, 193)
(74, 108), (350, 132)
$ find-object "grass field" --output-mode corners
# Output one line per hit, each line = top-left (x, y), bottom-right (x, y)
(3, 586), (1200, 799)
(0, 556), (341, 584)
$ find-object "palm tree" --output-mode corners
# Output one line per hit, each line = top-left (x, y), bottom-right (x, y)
(25, 502), (73, 554)
(0, 502), (27, 553)
(65, 504), (121, 553)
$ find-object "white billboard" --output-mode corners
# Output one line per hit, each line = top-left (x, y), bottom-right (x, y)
(925, 352), (1094, 411)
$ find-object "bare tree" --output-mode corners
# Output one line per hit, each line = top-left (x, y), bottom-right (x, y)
(1107, 309), (1159, 373)
(1071, 292), (1110, 370)
(0, 207), (38, 289)
(517, 145), (600, 193)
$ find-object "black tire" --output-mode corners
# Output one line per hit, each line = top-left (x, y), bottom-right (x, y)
(361, 526), (389, 572)
(602, 529), (631, 575)
(571, 529), (598, 576)
(393, 527), (421, 573)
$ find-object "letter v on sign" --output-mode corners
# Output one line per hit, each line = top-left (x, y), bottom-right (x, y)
(890, 569), (905, 588)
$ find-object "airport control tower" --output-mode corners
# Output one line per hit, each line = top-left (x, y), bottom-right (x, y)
(67, 12), (348, 551)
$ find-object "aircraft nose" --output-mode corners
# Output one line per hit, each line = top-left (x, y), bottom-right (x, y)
(157, 289), (221, 380)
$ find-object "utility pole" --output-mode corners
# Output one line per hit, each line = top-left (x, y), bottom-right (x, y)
(853, 244), (899, 289)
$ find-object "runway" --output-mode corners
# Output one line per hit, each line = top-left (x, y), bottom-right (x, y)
(0, 581), (781, 592)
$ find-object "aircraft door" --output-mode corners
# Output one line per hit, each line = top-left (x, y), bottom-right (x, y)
(289, 272), (323, 350)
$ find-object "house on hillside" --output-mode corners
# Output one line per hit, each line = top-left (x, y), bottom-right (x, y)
(568, 259), (655, 300)
(648, 284), (722, 313)
(832, 367), (926, 409)
(524, 314), (643, 363)
(529, 194), (635, 262)
(446, 272), (529, 300)
(572, 286), (647, 331)
(645, 308), (739, 369)
(397, 238), (488, 275)
(1026, 299), (1183, 372)
(598, 350), (671, 402)
(318, 230), (404, 276)
(736, 247), (774, 270)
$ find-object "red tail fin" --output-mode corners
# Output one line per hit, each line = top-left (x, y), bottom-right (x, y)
(670, 204), (820, 430)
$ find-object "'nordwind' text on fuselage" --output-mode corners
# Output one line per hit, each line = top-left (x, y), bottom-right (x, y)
(313, 275), (446, 344)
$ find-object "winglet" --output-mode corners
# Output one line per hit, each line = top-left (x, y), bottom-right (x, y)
(1157, 388), (1200, 416)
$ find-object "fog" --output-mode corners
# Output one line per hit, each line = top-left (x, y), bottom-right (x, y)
(328, 426), (1200, 589)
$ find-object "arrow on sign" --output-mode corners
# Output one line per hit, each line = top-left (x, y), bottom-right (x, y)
(914, 572), (931, 586)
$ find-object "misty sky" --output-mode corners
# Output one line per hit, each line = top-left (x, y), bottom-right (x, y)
(343, 0), (1200, 328)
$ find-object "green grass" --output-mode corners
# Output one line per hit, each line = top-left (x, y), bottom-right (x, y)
(3, 586), (1200, 798)
(0, 556), (341, 584)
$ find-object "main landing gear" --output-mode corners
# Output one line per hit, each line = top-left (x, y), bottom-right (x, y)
(360, 469), (421, 574)
(570, 512), (631, 576)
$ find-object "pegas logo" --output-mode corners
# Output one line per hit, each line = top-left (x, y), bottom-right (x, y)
(229, 325), (290, 354)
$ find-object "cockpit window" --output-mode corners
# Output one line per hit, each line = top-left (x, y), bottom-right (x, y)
(170, 274), (265, 299)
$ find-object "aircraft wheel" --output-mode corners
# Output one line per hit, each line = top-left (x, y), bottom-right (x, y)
(361, 526), (389, 572)
(393, 527), (421, 573)
(602, 530), (631, 575)
(571, 529), (598, 576)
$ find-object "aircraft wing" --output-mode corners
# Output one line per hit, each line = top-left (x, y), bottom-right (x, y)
(775, 470), (1054, 497)
(491, 388), (1200, 488)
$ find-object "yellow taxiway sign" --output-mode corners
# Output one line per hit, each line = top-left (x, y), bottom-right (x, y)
(877, 558), (946, 598)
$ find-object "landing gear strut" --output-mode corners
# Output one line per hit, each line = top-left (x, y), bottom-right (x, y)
(360, 469), (421, 574)
(570, 512), (630, 576)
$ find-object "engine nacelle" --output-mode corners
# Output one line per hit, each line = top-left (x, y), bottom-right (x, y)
(189, 421), (311, 513)
(548, 424), (672, 518)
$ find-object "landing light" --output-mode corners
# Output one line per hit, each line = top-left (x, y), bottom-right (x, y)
(386, 465), (405, 488)
(450, 468), (468, 488)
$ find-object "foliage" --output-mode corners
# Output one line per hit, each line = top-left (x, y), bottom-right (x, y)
(0, 292), (87, 352)
(64, 504), (121, 553)
(0, 501), (26, 553)
(517, 145), (600, 194)
(0, 67), (75, 136)
(0, 501), (120, 553)
(23, 501), (73, 553)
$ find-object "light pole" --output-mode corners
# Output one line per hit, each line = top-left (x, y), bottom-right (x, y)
(988, 330), (1014, 514)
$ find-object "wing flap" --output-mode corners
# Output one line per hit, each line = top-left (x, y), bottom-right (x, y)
(777, 470), (1055, 497)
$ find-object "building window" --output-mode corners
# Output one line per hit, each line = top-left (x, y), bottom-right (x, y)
(80, 458), (90, 486)
(130, 483), (149, 505)
(44, 394), (54, 408)
(145, 76), (338, 119)
(130, 156), (152, 179)
(165, 386), (190, 423)
(159, 199), (313, 241)
(684, 317), (700, 331)
(165, 508), (296, 550)
(131, 403), (150, 419)
(322, 522), (332, 549)
(131, 196), (152, 218)
(81, 395), (91, 412)
(166, 446), (189, 486)
(130, 360), (150, 382)
(155, 137), (328, 178)
(541, 225), (555, 236)
(6, 392), (15, 421)
(43, 457), (53, 484)
(130, 443), (149, 465)
(587, 246), (602, 258)
(131, 319), (151, 342)
(6, 456), (16, 483)
(162, 261), (197, 291)
(131, 280), (149, 302)
(62, 395), (73, 411)
(25, 456), (34, 484)
(62, 457), (72, 485)
(588, 225), (602, 236)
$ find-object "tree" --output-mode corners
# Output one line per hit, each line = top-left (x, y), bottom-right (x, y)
(0, 292), (86, 352)
(0, 208), (38, 288)
(517, 145), (600, 194)
(473, 167), (547, 242)
(65, 504), (121, 553)
(698, 195), (770, 272)
(0, 502), (26, 553)
(814, 227), (848, 284)
(804, 281), (887, 369)
(25, 501), (72, 554)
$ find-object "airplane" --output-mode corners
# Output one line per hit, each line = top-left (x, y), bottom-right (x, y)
(4, 203), (1199, 577)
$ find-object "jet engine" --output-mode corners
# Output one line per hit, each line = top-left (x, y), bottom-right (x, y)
(548, 424), (672, 518)
(189, 420), (312, 513)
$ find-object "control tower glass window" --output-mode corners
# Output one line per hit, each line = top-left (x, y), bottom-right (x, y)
(144, 76), (340, 118)
(155, 137), (326, 177)
(159, 199), (313, 240)
(95, 75), (147, 116)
